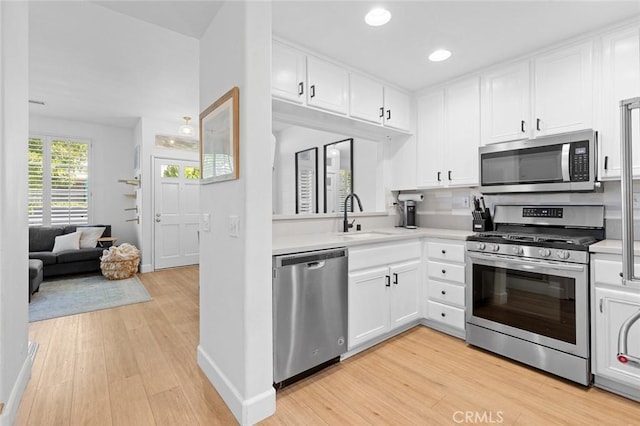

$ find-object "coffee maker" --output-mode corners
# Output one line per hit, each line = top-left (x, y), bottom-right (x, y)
(398, 193), (424, 229)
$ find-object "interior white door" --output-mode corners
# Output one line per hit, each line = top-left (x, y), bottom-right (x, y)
(154, 158), (200, 269)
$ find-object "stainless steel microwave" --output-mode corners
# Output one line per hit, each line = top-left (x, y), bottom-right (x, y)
(479, 129), (599, 194)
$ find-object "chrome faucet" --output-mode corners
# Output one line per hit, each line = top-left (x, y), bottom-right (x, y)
(343, 192), (363, 232)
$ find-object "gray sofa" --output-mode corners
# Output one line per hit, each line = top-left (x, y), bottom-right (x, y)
(29, 224), (112, 279)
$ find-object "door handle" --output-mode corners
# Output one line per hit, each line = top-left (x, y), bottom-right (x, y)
(617, 309), (640, 366)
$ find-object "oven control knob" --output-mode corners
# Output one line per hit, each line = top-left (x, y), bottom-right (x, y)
(477, 243), (486, 251)
(512, 246), (523, 255)
(491, 244), (500, 252)
(557, 250), (570, 260)
(538, 248), (551, 258)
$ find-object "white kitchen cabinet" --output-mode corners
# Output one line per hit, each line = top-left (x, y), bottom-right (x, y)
(348, 241), (421, 349)
(349, 73), (411, 132)
(384, 87), (411, 132)
(533, 41), (593, 137)
(594, 287), (640, 393)
(416, 77), (480, 189)
(424, 239), (466, 338)
(591, 253), (640, 400)
(307, 55), (349, 115)
(272, 40), (306, 104)
(349, 73), (384, 124)
(481, 61), (531, 144)
(600, 26), (640, 179)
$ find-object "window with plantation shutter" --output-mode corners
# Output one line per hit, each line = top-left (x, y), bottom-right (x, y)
(28, 136), (90, 226)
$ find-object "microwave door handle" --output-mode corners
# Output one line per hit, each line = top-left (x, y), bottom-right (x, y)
(561, 143), (571, 182)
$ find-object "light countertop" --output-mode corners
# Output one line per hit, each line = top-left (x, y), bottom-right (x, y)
(590, 239), (640, 256)
(273, 227), (472, 255)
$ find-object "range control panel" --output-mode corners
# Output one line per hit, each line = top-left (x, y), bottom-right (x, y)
(522, 207), (563, 218)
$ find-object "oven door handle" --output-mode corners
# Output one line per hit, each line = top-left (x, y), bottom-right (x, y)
(467, 252), (586, 272)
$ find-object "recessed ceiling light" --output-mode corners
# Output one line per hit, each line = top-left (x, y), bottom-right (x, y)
(429, 49), (452, 62)
(365, 8), (391, 27)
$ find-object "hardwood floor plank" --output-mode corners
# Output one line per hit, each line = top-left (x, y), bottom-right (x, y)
(108, 375), (155, 426)
(37, 315), (79, 388)
(148, 386), (198, 426)
(101, 308), (140, 383)
(25, 381), (73, 426)
(70, 349), (112, 426)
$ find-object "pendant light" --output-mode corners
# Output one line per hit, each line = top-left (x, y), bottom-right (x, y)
(179, 116), (194, 136)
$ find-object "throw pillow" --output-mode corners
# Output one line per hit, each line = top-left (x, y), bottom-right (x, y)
(51, 231), (81, 253)
(76, 227), (106, 249)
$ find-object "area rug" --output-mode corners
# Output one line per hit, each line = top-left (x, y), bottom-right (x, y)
(29, 274), (151, 322)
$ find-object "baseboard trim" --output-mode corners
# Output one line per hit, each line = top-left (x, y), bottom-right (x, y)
(0, 341), (38, 426)
(139, 263), (153, 273)
(197, 345), (275, 425)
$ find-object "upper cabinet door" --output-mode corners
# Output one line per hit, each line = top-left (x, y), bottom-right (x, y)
(601, 27), (640, 179)
(383, 87), (411, 132)
(445, 77), (480, 186)
(272, 41), (306, 104)
(416, 89), (445, 188)
(533, 42), (593, 137)
(482, 61), (531, 144)
(306, 56), (349, 115)
(350, 73), (384, 124)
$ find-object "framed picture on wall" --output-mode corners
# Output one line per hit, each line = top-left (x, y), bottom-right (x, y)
(199, 86), (240, 184)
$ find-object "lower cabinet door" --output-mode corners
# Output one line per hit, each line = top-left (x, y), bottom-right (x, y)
(348, 266), (390, 349)
(389, 260), (421, 329)
(594, 287), (640, 387)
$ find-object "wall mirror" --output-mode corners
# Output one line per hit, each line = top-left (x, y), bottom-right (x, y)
(272, 123), (384, 216)
(324, 139), (353, 213)
(295, 147), (318, 214)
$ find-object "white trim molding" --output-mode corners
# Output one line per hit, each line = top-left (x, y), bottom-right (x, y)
(0, 342), (38, 426)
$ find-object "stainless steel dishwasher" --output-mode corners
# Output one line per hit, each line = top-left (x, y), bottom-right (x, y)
(273, 247), (348, 387)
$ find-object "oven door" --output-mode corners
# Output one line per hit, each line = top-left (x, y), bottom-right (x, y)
(466, 251), (589, 357)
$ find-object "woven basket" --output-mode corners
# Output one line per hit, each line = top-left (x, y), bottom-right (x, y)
(100, 257), (140, 280)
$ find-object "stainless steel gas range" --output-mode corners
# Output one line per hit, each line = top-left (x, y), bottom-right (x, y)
(465, 204), (605, 385)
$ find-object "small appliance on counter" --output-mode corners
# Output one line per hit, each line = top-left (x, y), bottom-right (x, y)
(397, 193), (424, 229)
(471, 196), (492, 232)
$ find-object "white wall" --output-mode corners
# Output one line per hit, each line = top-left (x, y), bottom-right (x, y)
(197, 2), (274, 425)
(273, 125), (384, 214)
(29, 116), (138, 244)
(0, 3), (31, 425)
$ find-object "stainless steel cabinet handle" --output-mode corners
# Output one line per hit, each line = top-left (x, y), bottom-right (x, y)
(379, 107), (384, 118)
(448, 171), (452, 181)
(521, 120), (526, 133)
(617, 309), (640, 366)
(385, 275), (390, 287)
(298, 82), (304, 96)
(536, 118), (541, 131)
(310, 85), (316, 98)
(393, 273), (398, 285)
(386, 110), (391, 120)
(604, 156), (609, 171)
(437, 171), (441, 182)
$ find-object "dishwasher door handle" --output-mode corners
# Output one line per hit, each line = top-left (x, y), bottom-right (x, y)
(307, 261), (325, 269)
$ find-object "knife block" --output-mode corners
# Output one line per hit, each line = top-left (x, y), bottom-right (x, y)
(472, 208), (493, 232)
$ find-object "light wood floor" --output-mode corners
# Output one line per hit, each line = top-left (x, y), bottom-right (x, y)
(16, 266), (640, 425)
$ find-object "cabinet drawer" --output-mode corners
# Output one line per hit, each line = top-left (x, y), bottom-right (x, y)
(427, 301), (465, 330)
(428, 260), (465, 284)
(593, 258), (640, 286)
(428, 280), (465, 307)
(349, 240), (421, 271)
(427, 241), (465, 263)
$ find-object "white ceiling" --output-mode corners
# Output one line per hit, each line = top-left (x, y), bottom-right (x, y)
(28, 1), (640, 129)
(273, 1), (640, 91)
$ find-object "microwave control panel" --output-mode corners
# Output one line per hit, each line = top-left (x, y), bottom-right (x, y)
(570, 141), (590, 181)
